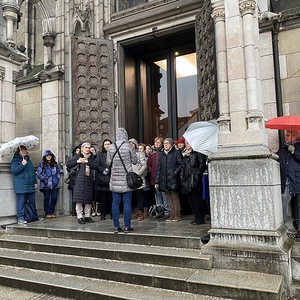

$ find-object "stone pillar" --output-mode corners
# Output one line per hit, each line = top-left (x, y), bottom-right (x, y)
(204, 0), (292, 294)
(2, 1), (19, 47)
(212, 2), (230, 137)
(0, 60), (22, 225)
(38, 67), (66, 215)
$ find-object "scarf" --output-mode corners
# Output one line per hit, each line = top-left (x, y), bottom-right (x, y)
(82, 152), (91, 176)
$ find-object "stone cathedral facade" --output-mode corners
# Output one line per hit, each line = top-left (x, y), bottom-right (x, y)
(0, 0), (300, 297)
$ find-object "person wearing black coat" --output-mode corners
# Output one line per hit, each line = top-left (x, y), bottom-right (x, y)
(66, 142), (96, 224)
(276, 130), (300, 236)
(180, 141), (207, 225)
(155, 138), (182, 222)
(94, 139), (112, 220)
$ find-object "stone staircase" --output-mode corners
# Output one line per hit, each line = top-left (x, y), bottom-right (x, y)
(0, 224), (286, 300)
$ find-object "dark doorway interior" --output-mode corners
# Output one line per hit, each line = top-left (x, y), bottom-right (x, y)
(123, 28), (198, 145)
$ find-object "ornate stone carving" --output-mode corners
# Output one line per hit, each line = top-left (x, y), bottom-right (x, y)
(71, 37), (114, 146)
(74, 0), (93, 36)
(43, 33), (56, 70)
(211, 7), (225, 23)
(195, 0), (219, 121)
(12, 70), (19, 84)
(239, 0), (256, 16)
(0, 67), (5, 81)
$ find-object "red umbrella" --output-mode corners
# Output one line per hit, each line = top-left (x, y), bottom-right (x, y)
(265, 115), (300, 131)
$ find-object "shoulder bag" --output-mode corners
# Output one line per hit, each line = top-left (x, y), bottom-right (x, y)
(114, 143), (143, 189)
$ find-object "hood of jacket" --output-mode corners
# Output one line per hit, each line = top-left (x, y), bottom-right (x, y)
(116, 127), (128, 142)
(129, 138), (138, 148)
(42, 149), (55, 159)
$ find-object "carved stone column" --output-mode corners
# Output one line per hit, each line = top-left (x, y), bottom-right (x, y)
(239, 0), (264, 133)
(211, 2), (230, 136)
(2, 1), (19, 47)
(43, 33), (56, 70)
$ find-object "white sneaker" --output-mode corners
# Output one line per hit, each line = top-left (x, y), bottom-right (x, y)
(18, 219), (27, 225)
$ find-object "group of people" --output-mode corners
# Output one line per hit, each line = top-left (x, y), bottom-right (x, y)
(11, 147), (60, 224)
(10, 126), (300, 235)
(64, 127), (208, 233)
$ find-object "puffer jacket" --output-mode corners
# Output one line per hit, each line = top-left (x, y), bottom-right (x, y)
(107, 128), (138, 193)
(36, 150), (61, 190)
(66, 153), (96, 203)
(180, 150), (207, 194)
(11, 154), (37, 194)
(155, 146), (182, 192)
(277, 140), (300, 194)
(132, 151), (147, 190)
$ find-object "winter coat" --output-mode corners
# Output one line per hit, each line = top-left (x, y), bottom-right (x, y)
(93, 149), (111, 191)
(11, 154), (37, 194)
(36, 150), (61, 190)
(277, 140), (300, 194)
(66, 153), (96, 203)
(147, 147), (163, 186)
(107, 128), (138, 193)
(132, 151), (148, 190)
(155, 146), (182, 192)
(180, 150), (207, 194)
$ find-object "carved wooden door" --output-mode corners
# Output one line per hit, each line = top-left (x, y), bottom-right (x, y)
(195, 0), (219, 121)
(71, 36), (114, 147)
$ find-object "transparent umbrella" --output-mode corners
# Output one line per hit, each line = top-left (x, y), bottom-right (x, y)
(0, 135), (39, 157)
(183, 120), (219, 155)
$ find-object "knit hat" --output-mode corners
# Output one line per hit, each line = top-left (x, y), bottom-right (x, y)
(164, 138), (174, 145)
(177, 137), (185, 144)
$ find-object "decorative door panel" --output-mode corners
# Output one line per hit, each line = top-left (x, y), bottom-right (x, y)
(195, 0), (219, 121)
(71, 36), (114, 147)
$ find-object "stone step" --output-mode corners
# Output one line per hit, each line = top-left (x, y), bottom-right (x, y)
(4, 223), (202, 249)
(0, 264), (227, 300)
(0, 234), (212, 269)
(0, 262), (283, 300)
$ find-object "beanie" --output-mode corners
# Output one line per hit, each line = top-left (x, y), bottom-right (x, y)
(164, 138), (174, 145)
(177, 137), (185, 144)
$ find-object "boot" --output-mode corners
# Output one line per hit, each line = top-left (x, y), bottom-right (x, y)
(137, 211), (144, 221)
(144, 207), (148, 218)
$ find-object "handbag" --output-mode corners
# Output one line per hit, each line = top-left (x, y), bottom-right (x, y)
(24, 199), (39, 223)
(114, 143), (143, 189)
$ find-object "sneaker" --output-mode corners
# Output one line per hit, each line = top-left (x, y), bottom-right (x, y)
(172, 216), (181, 222)
(78, 218), (85, 224)
(165, 216), (173, 222)
(124, 227), (134, 233)
(17, 219), (27, 225)
(85, 217), (94, 223)
(114, 227), (123, 234)
(91, 212), (96, 217)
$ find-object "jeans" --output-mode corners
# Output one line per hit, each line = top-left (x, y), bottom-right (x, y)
(112, 192), (132, 228)
(42, 189), (59, 215)
(16, 192), (37, 221)
(155, 189), (169, 216)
